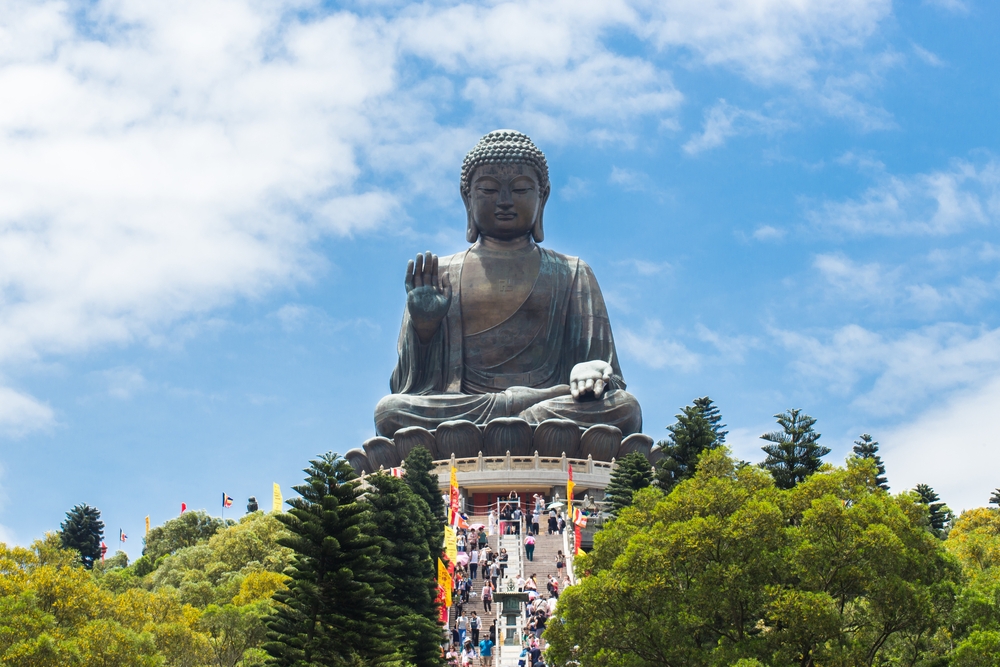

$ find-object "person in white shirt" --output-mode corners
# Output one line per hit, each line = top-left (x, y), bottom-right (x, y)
(469, 549), (480, 579)
(516, 574), (526, 591)
(456, 614), (469, 646)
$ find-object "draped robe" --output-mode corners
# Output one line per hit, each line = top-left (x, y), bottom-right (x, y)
(374, 247), (642, 437)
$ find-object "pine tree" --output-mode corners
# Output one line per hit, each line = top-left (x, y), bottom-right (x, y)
(990, 489), (1000, 507)
(60, 504), (104, 569)
(365, 474), (443, 667)
(692, 396), (728, 443)
(851, 434), (889, 491)
(915, 483), (951, 538)
(403, 445), (446, 557)
(264, 453), (392, 666)
(656, 397), (727, 491)
(605, 452), (653, 516)
(759, 409), (829, 490)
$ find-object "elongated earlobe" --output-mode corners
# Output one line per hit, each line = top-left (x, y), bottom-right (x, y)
(532, 212), (544, 243)
(467, 214), (480, 243)
(461, 187), (479, 243)
(532, 185), (550, 243)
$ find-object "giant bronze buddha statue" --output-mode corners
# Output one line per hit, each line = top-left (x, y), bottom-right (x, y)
(373, 130), (642, 445)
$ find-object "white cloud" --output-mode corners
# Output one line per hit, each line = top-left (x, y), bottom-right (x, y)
(752, 225), (785, 241)
(0, 386), (54, 435)
(609, 166), (654, 192)
(0, 0), (397, 375)
(906, 277), (995, 313)
(559, 177), (590, 201)
(813, 253), (893, 300)
(101, 366), (148, 400)
(683, 100), (787, 154)
(640, 0), (892, 85)
(616, 259), (672, 276)
(911, 43), (944, 67)
(273, 304), (312, 332)
(774, 323), (1000, 415)
(618, 321), (700, 372)
(923, 0), (969, 13)
(809, 157), (1000, 235)
(695, 325), (757, 363)
(882, 375), (1000, 512)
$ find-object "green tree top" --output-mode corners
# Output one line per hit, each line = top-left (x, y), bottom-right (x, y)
(915, 483), (952, 538)
(59, 503), (104, 570)
(851, 433), (888, 490)
(605, 452), (653, 516)
(656, 396), (727, 491)
(759, 408), (829, 489)
(143, 510), (231, 563)
(692, 396), (728, 443)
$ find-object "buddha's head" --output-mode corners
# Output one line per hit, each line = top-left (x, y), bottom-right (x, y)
(460, 130), (550, 244)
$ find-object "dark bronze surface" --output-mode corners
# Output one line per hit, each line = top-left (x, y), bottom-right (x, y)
(373, 130), (643, 445)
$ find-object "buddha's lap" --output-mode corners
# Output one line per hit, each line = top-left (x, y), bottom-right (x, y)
(374, 388), (641, 437)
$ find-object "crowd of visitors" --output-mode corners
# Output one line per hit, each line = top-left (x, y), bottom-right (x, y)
(442, 492), (573, 667)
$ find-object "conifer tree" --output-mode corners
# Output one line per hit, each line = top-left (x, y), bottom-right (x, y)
(990, 489), (1000, 507)
(605, 452), (653, 516)
(759, 409), (829, 490)
(366, 474), (443, 667)
(852, 434), (889, 490)
(693, 396), (728, 443)
(403, 445), (446, 556)
(656, 397), (727, 491)
(915, 483), (951, 538)
(264, 453), (392, 666)
(60, 504), (104, 569)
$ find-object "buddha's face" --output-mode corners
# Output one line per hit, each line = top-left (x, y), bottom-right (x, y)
(467, 163), (547, 241)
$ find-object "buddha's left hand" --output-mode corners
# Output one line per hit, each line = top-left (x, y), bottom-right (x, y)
(569, 360), (613, 400)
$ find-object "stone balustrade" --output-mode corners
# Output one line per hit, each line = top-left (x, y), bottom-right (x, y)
(345, 416), (660, 477)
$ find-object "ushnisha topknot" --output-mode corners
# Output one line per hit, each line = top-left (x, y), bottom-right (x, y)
(460, 129), (549, 198)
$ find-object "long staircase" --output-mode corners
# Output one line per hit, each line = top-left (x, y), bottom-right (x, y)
(448, 511), (576, 665)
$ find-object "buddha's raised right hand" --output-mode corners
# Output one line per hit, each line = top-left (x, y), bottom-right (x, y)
(405, 251), (452, 344)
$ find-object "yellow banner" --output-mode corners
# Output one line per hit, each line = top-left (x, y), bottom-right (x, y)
(438, 558), (452, 608)
(444, 525), (458, 568)
(566, 478), (575, 502)
(145, 516), (150, 536)
(272, 483), (283, 513)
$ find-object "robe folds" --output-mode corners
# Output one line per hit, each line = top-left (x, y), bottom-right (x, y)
(374, 246), (642, 438)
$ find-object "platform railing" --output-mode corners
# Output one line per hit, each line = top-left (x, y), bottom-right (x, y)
(433, 452), (614, 475)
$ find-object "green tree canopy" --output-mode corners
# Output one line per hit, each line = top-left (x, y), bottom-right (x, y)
(656, 396), (727, 491)
(546, 450), (959, 667)
(851, 433), (888, 490)
(264, 453), (392, 666)
(759, 408), (829, 489)
(60, 504), (104, 570)
(605, 452), (653, 516)
(142, 510), (231, 563)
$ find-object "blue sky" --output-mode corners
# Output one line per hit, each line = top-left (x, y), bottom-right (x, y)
(1, 0), (998, 557)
